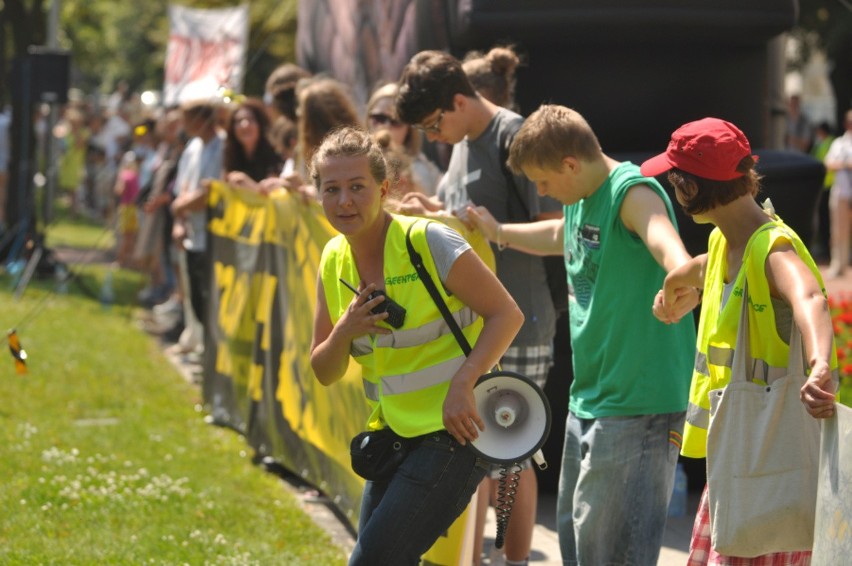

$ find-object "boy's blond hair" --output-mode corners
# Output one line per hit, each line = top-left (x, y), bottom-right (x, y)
(508, 104), (602, 173)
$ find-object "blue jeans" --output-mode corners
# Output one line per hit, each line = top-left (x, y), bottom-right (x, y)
(349, 430), (488, 566)
(557, 411), (685, 566)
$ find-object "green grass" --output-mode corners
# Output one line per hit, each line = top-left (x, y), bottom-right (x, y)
(44, 205), (116, 251)
(0, 220), (347, 564)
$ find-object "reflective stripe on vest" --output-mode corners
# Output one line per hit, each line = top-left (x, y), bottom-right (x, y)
(364, 380), (379, 402)
(352, 306), (478, 357)
(379, 355), (465, 396)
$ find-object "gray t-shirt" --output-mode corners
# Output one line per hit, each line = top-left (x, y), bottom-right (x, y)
(425, 222), (471, 283)
(437, 108), (561, 346)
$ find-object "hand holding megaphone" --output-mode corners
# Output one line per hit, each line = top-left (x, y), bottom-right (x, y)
(442, 376), (486, 446)
(468, 371), (552, 466)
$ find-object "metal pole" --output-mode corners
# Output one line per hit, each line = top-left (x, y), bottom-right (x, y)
(44, 0), (61, 225)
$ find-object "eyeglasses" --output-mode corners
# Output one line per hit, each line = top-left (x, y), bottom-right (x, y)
(416, 111), (444, 134)
(368, 113), (404, 128)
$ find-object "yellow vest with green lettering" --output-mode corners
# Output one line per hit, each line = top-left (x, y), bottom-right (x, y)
(319, 214), (484, 438)
(682, 219), (837, 458)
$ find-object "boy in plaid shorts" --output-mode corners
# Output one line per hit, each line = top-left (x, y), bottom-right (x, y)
(396, 50), (561, 566)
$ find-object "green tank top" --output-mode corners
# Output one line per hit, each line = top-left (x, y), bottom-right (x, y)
(564, 162), (696, 418)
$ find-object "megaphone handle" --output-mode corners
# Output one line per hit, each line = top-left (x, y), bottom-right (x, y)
(532, 449), (548, 471)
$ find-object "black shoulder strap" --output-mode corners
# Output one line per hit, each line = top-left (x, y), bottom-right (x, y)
(405, 221), (472, 357)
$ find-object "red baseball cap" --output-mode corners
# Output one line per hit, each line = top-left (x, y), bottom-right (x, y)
(640, 118), (756, 181)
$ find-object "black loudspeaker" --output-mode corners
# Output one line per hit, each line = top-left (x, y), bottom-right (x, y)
(12, 48), (70, 104)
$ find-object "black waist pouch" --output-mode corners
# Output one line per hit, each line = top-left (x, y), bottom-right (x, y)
(349, 428), (418, 482)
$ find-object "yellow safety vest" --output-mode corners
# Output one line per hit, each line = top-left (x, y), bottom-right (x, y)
(319, 215), (484, 437)
(682, 219), (838, 458)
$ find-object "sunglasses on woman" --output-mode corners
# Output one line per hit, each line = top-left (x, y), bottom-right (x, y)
(368, 113), (404, 128)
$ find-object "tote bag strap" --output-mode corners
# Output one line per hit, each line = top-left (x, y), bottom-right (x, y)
(730, 271), (807, 385)
(731, 278), (753, 384)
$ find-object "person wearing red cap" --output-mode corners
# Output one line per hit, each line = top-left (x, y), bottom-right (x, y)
(644, 117), (837, 564)
(466, 104), (698, 565)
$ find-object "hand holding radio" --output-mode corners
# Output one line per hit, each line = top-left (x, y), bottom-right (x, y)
(340, 278), (407, 329)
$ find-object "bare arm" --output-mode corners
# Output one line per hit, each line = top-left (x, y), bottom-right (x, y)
(309, 276), (391, 386)
(441, 249), (524, 445)
(620, 185), (691, 272)
(620, 185), (701, 322)
(397, 192), (445, 216)
(765, 245), (836, 418)
(466, 205), (563, 256)
(656, 254), (708, 324)
(171, 180), (211, 216)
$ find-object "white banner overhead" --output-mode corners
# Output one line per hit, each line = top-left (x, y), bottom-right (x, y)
(163, 4), (249, 106)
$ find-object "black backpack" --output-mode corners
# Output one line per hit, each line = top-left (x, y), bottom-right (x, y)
(498, 134), (569, 314)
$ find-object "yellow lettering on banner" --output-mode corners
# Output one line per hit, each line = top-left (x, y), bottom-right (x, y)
(214, 261), (236, 335)
(214, 262), (258, 343)
(216, 345), (233, 375)
(251, 271), (278, 352)
(248, 363), (264, 401)
(208, 181), (269, 244)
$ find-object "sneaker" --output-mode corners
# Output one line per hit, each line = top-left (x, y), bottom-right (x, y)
(153, 297), (183, 329)
(153, 296), (182, 316)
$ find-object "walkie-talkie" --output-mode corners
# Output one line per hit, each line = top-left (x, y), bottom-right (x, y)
(340, 278), (406, 329)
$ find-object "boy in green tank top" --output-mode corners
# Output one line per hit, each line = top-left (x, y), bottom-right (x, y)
(467, 104), (698, 565)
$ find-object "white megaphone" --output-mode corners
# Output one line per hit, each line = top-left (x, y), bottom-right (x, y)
(468, 370), (552, 467)
(467, 370), (553, 550)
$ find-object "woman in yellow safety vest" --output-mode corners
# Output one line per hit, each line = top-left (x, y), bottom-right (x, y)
(309, 127), (523, 565)
(641, 117), (837, 565)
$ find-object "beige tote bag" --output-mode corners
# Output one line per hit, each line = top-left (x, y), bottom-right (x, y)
(812, 403), (852, 565)
(706, 280), (819, 557)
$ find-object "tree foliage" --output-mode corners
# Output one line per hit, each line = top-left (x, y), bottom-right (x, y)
(55, 0), (298, 98)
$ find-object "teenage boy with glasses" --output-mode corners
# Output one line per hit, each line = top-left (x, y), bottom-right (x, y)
(395, 50), (562, 566)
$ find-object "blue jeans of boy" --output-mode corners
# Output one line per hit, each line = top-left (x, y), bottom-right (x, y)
(557, 411), (685, 565)
(349, 430), (488, 565)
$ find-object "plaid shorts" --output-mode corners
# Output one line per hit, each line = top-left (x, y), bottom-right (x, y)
(484, 344), (554, 477)
(688, 485), (812, 566)
(499, 344), (554, 388)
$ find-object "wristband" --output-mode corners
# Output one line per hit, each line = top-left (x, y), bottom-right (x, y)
(497, 223), (508, 251)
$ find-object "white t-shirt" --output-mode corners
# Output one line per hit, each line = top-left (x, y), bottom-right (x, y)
(827, 132), (852, 200)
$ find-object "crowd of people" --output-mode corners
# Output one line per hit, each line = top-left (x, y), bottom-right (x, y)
(37, 46), (847, 566)
(783, 94), (852, 280)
